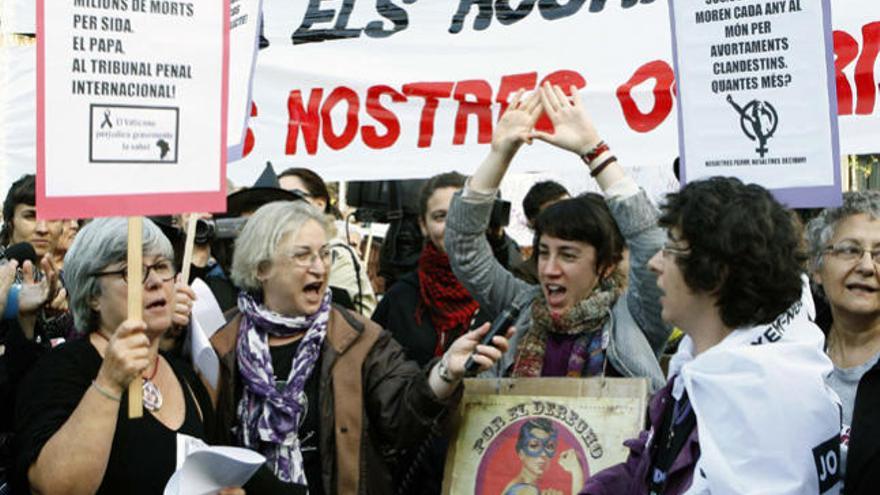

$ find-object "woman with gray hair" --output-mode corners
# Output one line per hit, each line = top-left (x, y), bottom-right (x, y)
(210, 200), (511, 494)
(807, 191), (880, 495)
(13, 217), (241, 495)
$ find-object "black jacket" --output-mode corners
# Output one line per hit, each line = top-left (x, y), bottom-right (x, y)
(372, 271), (490, 367)
(846, 356), (880, 495)
(372, 271), (437, 367)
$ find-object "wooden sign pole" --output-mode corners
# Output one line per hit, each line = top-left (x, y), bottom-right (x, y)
(127, 216), (144, 419)
(179, 214), (198, 284)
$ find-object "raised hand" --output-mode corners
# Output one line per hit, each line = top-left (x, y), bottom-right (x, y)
(493, 89), (543, 156)
(530, 82), (601, 156)
(559, 448), (585, 494)
(172, 275), (196, 328)
(558, 449), (579, 473)
(18, 258), (53, 315)
(48, 287), (69, 312)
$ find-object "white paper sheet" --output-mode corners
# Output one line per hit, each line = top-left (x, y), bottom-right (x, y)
(191, 278), (226, 337)
(165, 442), (264, 495)
(189, 318), (220, 391)
(188, 278), (226, 389)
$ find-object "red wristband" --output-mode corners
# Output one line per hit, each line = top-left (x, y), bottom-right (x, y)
(590, 156), (617, 178)
(581, 141), (610, 165)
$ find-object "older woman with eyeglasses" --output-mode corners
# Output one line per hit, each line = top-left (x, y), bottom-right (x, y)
(13, 218), (240, 495)
(807, 191), (880, 495)
(210, 200), (510, 494)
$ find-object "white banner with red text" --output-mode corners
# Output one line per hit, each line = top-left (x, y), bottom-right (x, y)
(2, 0), (878, 193)
(231, 0), (880, 185)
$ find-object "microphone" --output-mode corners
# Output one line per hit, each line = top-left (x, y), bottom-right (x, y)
(464, 298), (527, 374)
(4, 242), (39, 266)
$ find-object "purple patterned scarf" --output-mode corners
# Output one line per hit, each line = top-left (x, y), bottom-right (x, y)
(235, 289), (331, 485)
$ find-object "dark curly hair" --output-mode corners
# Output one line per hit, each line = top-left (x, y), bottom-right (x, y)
(533, 193), (625, 275)
(659, 177), (806, 328)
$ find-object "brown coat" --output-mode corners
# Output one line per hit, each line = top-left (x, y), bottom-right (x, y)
(210, 304), (458, 495)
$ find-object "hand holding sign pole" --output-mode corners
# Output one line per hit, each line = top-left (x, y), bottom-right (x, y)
(36, 0), (231, 421)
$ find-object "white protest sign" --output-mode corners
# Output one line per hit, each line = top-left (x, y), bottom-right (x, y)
(228, 0), (879, 187)
(234, 0), (680, 183)
(670, 0), (841, 207)
(6, 1), (879, 194)
(0, 0), (36, 33)
(227, 0), (261, 162)
(36, 0), (229, 219)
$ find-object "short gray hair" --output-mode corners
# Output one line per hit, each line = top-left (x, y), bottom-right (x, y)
(231, 201), (329, 293)
(806, 190), (880, 272)
(63, 217), (174, 333)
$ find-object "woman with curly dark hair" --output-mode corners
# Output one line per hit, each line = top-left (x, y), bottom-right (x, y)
(583, 178), (842, 495)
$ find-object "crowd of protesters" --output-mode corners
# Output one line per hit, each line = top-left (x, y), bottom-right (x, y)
(0, 84), (875, 494)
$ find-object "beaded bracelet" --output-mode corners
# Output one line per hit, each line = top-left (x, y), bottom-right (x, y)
(91, 380), (122, 402)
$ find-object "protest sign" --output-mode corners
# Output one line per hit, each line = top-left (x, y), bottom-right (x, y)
(0, 0), (35, 33)
(36, 0), (229, 219)
(4, 1), (878, 192)
(231, 0), (879, 187)
(236, 0), (679, 183)
(670, 0), (841, 207)
(35, 0), (229, 414)
(227, 0), (261, 162)
(443, 378), (648, 495)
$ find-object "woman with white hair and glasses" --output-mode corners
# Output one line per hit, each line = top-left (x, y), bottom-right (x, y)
(210, 200), (510, 494)
(807, 191), (880, 495)
(13, 218), (241, 495)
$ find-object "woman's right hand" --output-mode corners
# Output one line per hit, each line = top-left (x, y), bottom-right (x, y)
(491, 89), (542, 156)
(530, 82), (601, 156)
(95, 319), (151, 394)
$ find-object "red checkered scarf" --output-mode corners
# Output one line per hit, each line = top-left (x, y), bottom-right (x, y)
(417, 241), (480, 357)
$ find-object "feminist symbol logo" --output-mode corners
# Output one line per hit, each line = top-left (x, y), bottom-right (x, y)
(726, 95), (778, 158)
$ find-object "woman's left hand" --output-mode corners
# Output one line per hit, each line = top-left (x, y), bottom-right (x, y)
(218, 488), (245, 495)
(442, 323), (515, 381)
(172, 275), (196, 327)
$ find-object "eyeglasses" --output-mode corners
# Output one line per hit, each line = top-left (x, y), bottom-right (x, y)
(661, 243), (690, 259)
(90, 259), (176, 284)
(287, 247), (332, 268)
(824, 242), (880, 264)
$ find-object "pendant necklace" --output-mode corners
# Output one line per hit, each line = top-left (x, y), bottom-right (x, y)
(142, 355), (163, 412)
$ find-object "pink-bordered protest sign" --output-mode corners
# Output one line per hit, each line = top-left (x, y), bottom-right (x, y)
(36, 0), (229, 220)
